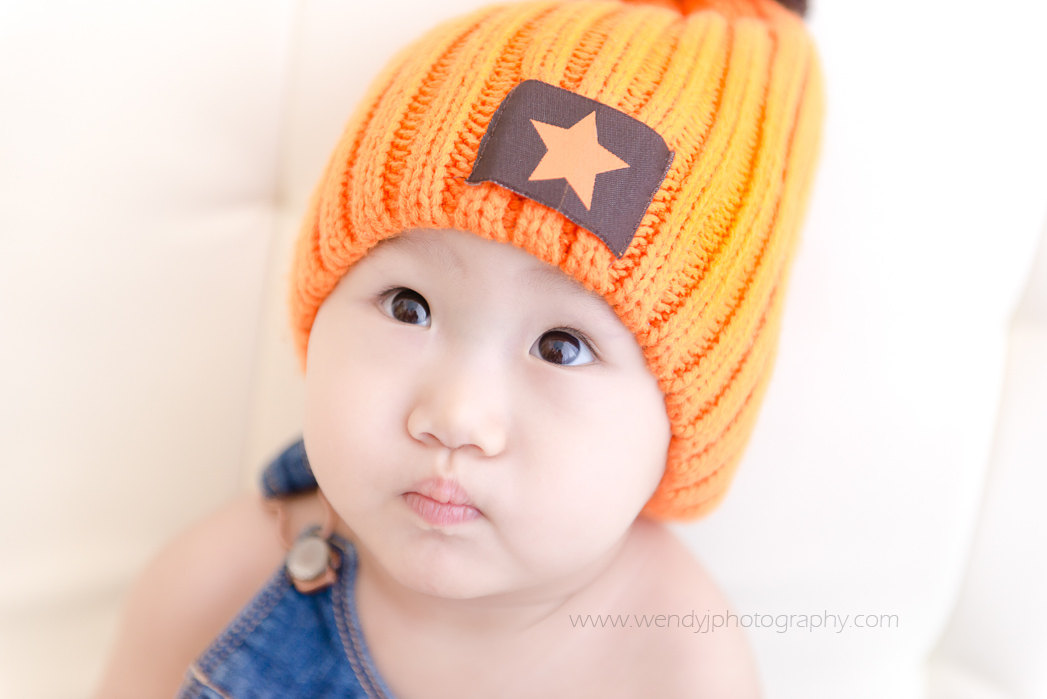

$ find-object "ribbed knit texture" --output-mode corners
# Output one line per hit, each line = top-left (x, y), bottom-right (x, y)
(290, 0), (824, 520)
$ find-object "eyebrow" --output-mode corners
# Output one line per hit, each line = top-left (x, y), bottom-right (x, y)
(375, 233), (610, 316)
(373, 233), (465, 276)
(524, 264), (609, 315)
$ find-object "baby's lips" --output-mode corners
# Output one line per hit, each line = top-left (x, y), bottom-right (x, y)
(407, 476), (477, 508)
(403, 492), (482, 527)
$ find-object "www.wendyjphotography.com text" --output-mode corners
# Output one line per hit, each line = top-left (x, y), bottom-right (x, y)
(567, 610), (900, 635)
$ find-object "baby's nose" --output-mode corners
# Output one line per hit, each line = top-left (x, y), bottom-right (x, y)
(405, 368), (508, 457)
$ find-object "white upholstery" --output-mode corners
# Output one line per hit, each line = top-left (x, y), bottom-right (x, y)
(2, 2), (1045, 697)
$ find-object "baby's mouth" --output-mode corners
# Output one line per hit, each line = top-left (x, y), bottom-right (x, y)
(403, 477), (481, 526)
(403, 492), (481, 526)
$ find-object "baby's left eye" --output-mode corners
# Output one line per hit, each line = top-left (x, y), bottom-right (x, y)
(530, 330), (596, 367)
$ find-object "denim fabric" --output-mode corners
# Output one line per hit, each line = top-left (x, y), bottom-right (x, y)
(259, 439), (319, 498)
(177, 440), (394, 698)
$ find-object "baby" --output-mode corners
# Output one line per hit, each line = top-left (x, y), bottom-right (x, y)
(98, 0), (821, 696)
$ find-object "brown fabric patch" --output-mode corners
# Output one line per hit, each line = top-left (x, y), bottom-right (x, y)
(467, 80), (674, 258)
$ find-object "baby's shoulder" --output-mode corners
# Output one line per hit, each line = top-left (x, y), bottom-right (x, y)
(588, 520), (762, 697)
(624, 518), (734, 609)
(132, 492), (295, 634)
(95, 492), (320, 696)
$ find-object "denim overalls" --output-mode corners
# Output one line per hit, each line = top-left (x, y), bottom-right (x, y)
(177, 440), (396, 698)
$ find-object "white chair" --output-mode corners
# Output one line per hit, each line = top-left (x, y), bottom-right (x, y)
(2, 2), (1045, 696)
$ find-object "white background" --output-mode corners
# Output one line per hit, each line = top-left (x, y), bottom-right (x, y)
(1, 1), (1046, 696)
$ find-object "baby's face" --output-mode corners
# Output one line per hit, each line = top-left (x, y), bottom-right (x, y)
(304, 228), (670, 600)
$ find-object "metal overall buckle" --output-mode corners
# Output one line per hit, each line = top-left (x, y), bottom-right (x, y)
(269, 493), (341, 594)
(286, 524), (341, 594)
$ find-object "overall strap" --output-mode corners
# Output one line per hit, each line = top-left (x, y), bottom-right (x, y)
(260, 439), (319, 499)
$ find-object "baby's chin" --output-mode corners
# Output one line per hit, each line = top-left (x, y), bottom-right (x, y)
(349, 504), (639, 602)
(378, 539), (623, 606)
(397, 567), (500, 601)
(379, 540), (525, 601)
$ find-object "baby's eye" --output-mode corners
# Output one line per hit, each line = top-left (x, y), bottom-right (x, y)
(530, 330), (596, 367)
(380, 288), (430, 326)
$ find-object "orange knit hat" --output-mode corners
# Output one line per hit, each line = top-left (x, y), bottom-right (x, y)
(290, 0), (823, 520)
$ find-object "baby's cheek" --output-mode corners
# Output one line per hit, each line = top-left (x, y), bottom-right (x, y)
(302, 389), (373, 499)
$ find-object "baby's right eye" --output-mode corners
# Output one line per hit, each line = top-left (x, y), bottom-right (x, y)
(380, 288), (430, 326)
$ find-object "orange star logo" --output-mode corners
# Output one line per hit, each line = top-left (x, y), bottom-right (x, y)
(527, 111), (630, 210)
